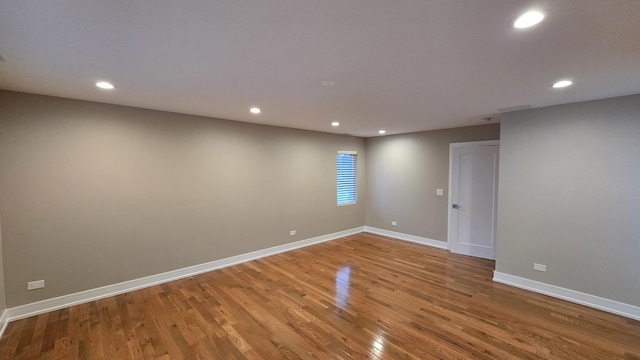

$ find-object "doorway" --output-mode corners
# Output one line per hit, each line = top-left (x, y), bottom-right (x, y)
(447, 141), (499, 260)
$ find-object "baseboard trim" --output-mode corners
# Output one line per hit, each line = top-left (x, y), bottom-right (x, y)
(0, 309), (8, 340)
(493, 271), (640, 321)
(364, 226), (448, 250)
(7, 229), (637, 328)
(4, 226), (364, 323)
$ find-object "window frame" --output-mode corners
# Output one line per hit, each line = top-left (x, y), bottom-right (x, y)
(336, 150), (358, 206)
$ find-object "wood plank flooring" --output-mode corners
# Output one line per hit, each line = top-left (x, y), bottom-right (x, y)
(1, 232), (639, 359)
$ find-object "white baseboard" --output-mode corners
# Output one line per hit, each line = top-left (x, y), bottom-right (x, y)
(493, 271), (640, 321)
(364, 226), (448, 250)
(6, 229), (637, 331)
(0, 309), (8, 340)
(4, 227), (364, 323)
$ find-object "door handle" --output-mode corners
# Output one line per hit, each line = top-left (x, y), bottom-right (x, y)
(452, 204), (460, 209)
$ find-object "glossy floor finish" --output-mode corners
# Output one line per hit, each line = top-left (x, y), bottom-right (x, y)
(1, 233), (639, 359)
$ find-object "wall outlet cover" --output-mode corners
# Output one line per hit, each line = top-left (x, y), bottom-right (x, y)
(27, 280), (45, 290)
(533, 263), (547, 272)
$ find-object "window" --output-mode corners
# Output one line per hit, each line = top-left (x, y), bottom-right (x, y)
(337, 151), (357, 205)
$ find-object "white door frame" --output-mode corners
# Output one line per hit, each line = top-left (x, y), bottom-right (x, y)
(447, 140), (500, 253)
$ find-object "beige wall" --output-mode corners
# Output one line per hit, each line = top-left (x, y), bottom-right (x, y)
(365, 124), (500, 242)
(6, 86), (636, 312)
(496, 94), (640, 306)
(0, 91), (365, 307)
(0, 219), (5, 313)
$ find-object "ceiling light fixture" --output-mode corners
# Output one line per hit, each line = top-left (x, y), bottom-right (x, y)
(96, 81), (115, 90)
(514, 10), (546, 29)
(378, 130), (386, 134)
(552, 80), (573, 88)
(250, 107), (261, 114)
(331, 121), (340, 127)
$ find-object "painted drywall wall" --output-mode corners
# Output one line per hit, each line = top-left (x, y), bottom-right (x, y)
(0, 219), (5, 313)
(0, 90), (365, 307)
(496, 94), (640, 306)
(365, 124), (500, 242)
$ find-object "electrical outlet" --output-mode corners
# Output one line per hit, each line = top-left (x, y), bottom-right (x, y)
(436, 189), (444, 197)
(533, 263), (547, 272)
(391, 221), (397, 226)
(290, 230), (296, 236)
(27, 280), (45, 290)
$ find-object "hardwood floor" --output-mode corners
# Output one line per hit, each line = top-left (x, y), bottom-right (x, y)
(1, 232), (639, 359)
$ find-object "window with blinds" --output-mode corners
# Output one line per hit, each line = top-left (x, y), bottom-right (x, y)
(337, 151), (357, 205)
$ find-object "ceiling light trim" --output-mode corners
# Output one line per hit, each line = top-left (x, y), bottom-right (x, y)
(552, 80), (573, 88)
(513, 10), (546, 29)
(95, 81), (115, 90)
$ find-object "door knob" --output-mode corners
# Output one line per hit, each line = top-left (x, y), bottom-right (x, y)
(452, 204), (460, 209)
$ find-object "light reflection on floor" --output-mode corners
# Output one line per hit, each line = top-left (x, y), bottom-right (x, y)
(370, 332), (385, 357)
(335, 266), (351, 308)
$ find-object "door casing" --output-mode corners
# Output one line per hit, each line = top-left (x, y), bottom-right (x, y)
(447, 140), (500, 259)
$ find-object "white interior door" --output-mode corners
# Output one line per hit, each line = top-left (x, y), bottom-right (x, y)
(448, 141), (499, 260)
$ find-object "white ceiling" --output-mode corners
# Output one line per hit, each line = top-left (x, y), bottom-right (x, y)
(1, 1), (639, 137)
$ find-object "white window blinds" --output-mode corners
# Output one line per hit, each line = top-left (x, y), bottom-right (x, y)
(337, 151), (357, 205)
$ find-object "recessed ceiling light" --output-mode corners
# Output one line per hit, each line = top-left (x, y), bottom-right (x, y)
(96, 81), (114, 90)
(378, 130), (386, 134)
(552, 80), (573, 88)
(331, 121), (340, 127)
(514, 10), (546, 29)
(250, 107), (261, 114)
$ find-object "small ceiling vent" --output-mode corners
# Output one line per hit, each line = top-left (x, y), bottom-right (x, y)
(497, 105), (532, 113)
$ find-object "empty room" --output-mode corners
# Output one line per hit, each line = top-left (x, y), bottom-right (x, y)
(0, 1), (639, 359)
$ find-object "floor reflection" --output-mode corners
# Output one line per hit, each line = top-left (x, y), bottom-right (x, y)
(335, 266), (351, 308)
(370, 332), (385, 357)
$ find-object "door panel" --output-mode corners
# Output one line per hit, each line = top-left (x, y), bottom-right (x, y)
(449, 143), (499, 260)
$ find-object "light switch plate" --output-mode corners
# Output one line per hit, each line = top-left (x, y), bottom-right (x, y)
(436, 189), (444, 197)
